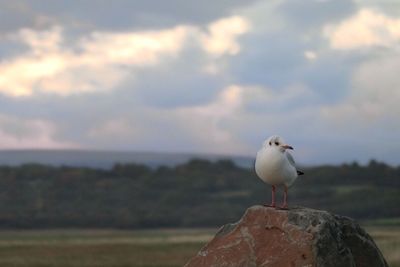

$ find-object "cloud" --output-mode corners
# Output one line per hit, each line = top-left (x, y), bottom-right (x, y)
(0, 0), (258, 32)
(324, 8), (400, 49)
(321, 51), (400, 126)
(304, 50), (317, 60)
(0, 25), (191, 97)
(169, 83), (315, 154)
(0, 1), (56, 34)
(80, 26), (190, 65)
(313, 49), (400, 165)
(0, 114), (78, 149)
(277, 0), (356, 29)
(174, 85), (245, 153)
(200, 16), (250, 56)
(63, 81), (318, 157)
(1, 0), (399, 165)
(75, 86), (246, 153)
(0, 15), (250, 98)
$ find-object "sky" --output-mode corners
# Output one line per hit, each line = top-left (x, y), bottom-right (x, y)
(0, 0), (399, 165)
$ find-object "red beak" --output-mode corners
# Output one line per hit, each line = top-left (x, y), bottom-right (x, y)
(281, 144), (294, 150)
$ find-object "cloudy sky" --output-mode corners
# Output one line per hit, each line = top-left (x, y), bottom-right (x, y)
(0, 0), (399, 165)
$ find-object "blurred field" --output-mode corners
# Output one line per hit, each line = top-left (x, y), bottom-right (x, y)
(0, 227), (397, 267)
(366, 226), (400, 267)
(0, 229), (213, 267)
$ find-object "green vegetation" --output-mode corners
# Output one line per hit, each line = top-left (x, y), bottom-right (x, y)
(0, 159), (398, 228)
(364, 217), (400, 227)
(0, 228), (397, 267)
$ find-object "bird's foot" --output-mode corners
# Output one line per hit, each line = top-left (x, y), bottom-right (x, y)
(263, 203), (276, 208)
(276, 205), (288, 210)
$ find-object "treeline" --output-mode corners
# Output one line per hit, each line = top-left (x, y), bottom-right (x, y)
(0, 159), (398, 228)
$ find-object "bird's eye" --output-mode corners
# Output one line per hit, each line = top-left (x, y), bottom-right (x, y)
(274, 142), (279, 146)
(269, 141), (272, 145)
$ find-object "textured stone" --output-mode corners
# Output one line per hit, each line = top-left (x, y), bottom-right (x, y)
(185, 206), (388, 267)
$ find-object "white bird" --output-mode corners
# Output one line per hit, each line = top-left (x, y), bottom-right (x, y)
(255, 135), (304, 209)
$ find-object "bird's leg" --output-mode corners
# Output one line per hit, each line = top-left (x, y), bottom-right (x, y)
(271, 185), (276, 207)
(264, 185), (276, 207)
(280, 185), (288, 209)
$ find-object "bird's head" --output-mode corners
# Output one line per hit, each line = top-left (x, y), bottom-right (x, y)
(265, 135), (294, 152)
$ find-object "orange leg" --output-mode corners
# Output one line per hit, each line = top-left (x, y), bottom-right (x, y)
(280, 185), (288, 209)
(264, 185), (276, 207)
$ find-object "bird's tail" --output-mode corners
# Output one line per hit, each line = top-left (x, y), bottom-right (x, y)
(297, 170), (305, 176)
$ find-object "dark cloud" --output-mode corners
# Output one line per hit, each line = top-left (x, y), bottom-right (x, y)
(355, 0), (400, 17)
(132, 70), (221, 108)
(0, 1), (56, 34)
(130, 50), (224, 108)
(0, 0), (261, 33)
(228, 32), (307, 89)
(300, 54), (354, 103)
(277, 0), (356, 28)
(226, 30), (362, 106)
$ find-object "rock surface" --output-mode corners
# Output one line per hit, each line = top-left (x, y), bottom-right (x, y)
(185, 206), (388, 267)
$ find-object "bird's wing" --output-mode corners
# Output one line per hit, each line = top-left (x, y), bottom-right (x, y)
(286, 152), (296, 167)
(286, 152), (305, 176)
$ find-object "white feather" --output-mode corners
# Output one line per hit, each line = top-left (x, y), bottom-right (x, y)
(255, 135), (298, 187)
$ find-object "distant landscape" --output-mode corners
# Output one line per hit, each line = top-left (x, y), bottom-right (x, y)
(0, 151), (398, 229)
(0, 150), (254, 169)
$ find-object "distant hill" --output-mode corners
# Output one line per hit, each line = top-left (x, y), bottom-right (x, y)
(0, 158), (398, 228)
(0, 150), (254, 169)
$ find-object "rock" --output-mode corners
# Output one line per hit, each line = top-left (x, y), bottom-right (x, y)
(184, 205), (388, 267)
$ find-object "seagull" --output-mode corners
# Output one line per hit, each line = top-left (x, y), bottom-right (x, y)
(255, 135), (304, 209)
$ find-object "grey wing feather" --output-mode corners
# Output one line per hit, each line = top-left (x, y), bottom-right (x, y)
(286, 152), (304, 175)
(286, 152), (296, 167)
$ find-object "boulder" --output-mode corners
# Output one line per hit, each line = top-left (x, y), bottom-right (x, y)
(185, 206), (388, 267)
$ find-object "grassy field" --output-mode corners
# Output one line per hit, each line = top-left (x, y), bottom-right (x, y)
(0, 227), (397, 267)
(0, 229), (213, 267)
(366, 226), (400, 267)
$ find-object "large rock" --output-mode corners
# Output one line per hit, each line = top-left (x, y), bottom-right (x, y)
(185, 206), (388, 267)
